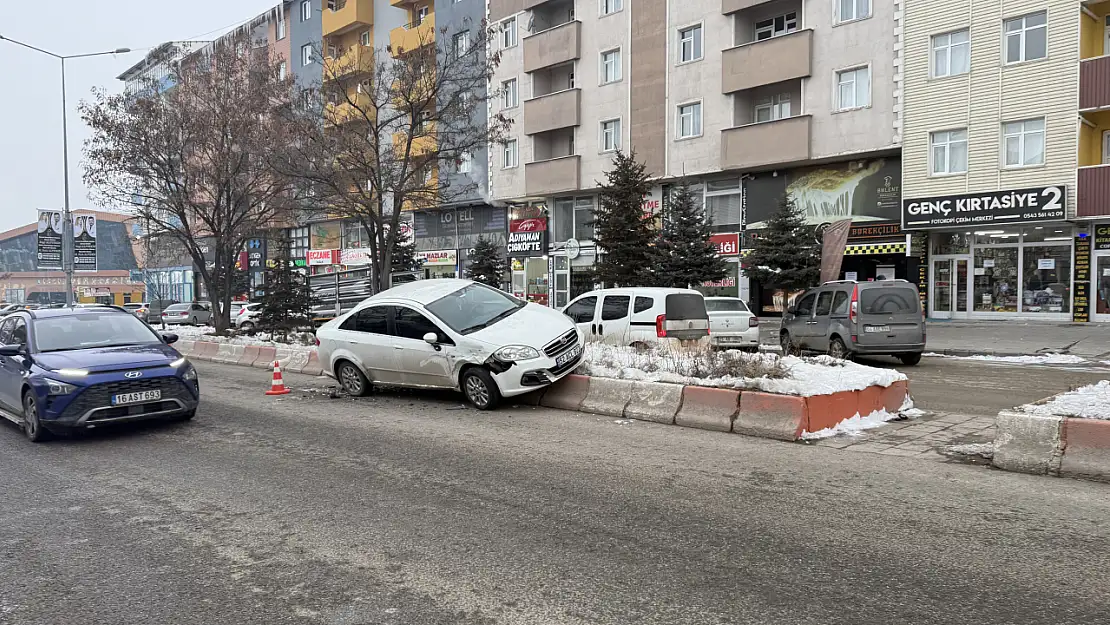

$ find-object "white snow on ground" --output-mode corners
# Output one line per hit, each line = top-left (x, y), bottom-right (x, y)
(923, 352), (1087, 365)
(1020, 380), (1110, 420)
(167, 325), (315, 348)
(800, 409), (902, 440)
(946, 442), (994, 458)
(580, 343), (907, 397)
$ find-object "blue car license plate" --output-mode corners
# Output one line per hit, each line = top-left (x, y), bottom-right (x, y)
(112, 390), (161, 406)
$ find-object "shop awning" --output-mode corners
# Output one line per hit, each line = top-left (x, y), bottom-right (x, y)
(844, 242), (906, 256)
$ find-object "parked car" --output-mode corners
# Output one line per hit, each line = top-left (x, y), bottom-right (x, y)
(144, 299), (179, 323)
(234, 303), (263, 332)
(123, 303), (146, 318)
(316, 279), (583, 410)
(561, 287), (710, 348)
(704, 297), (760, 351)
(160, 302), (212, 326)
(0, 306), (199, 442)
(779, 280), (926, 365)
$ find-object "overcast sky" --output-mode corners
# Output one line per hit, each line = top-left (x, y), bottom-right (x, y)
(0, 0), (280, 233)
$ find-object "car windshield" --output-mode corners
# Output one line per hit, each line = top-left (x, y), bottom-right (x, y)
(34, 313), (162, 352)
(705, 299), (748, 313)
(426, 284), (526, 335)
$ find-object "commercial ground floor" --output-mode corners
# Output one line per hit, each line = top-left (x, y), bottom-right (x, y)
(0, 272), (145, 306)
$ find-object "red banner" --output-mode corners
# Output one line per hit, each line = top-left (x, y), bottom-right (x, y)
(709, 233), (740, 256)
(509, 218), (548, 233)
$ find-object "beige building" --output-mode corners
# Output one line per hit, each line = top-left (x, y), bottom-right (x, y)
(488, 0), (905, 310)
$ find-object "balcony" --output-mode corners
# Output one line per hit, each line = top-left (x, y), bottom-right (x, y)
(525, 0), (554, 8)
(526, 155), (580, 196)
(523, 21), (581, 74)
(1079, 165), (1110, 218)
(523, 89), (581, 135)
(323, 0), (374, 37)
(393, 122), (437, 158)
(722, 0), (772, 13)
(390, 14), (435, 56)
(327, 45), (373, 79)
(720, 115), (811, 170)
(490, 0), (525, 20)
(1081, 56), (1110, 110)
(722, 29), (812, 94)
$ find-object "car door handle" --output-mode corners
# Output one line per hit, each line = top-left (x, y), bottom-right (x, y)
(591, 324), (597, 335)
(597, 324), (604, 334)
(393, 345), (404, 350)
(805, 321), (818, 325)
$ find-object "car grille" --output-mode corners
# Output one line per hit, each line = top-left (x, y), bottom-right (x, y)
(548, 350), (584, 378)
(544, 330), (579, 358)
(59, 377), (196, 421)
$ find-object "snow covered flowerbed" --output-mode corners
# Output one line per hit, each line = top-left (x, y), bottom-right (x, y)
(167, 324), (316, 348)
(1020, 380), (1110, 420)
(578, 343), (907, 397)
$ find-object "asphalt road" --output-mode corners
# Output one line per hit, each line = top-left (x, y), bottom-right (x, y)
(2, 361), (1109, 625)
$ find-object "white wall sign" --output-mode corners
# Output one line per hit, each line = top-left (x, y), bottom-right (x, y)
(418, 249), (458, 266)
(1037, 258), (1055, 270)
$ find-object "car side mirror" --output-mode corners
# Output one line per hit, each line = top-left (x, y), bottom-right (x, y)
(423, 332), (438, 345)
(162, 333), (179, 345)
(0, 344), (24, 357)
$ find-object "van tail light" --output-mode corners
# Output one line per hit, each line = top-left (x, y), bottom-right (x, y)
(849, 285), (859, 324)
(656, 314), (667, 338)
(748, 316), (759, 328)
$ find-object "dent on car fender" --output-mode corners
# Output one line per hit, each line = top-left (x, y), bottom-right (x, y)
(483, 354), (513, 374)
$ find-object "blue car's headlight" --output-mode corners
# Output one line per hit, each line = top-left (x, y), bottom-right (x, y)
(182, 366), (198, 382)
(43, 378), (78, 395)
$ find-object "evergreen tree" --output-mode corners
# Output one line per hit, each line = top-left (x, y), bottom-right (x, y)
(465, 236), (506, 289)
(742, 194), (821, 291)
(652, 181), (729, 289)
(258, 235), (316, 340)
(390, 231), (425, 274)
(592, 150), (656, 287)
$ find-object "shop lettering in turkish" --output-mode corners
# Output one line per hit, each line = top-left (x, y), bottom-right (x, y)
(1095, 225), (1110, 251)
(307, 249), (338, 266)
(1075, 234), (1092, 323)
(418, 249), (458, 266)
(902, 186), (1066, 230)
(507, 218), (548, 257)
(709, 233), (740, 256)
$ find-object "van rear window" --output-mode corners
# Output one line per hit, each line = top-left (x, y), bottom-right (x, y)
(665, 294), (708, 320)
(860, 288), (919, 314)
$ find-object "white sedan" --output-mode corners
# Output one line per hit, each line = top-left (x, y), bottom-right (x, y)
(315, 279), (584, 410)
(705, 297), (760, 351)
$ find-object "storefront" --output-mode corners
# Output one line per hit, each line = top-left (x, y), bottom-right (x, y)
(1091, 225), (1110, 321)
(696, 233), (748, 300)
(507, 217), (550, 305)
(903, 186), (1072, 320)
(417, 249), (459, 279)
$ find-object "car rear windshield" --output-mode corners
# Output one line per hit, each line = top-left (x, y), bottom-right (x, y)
(165, 304), (190, 312)
(426, 283), (526, 335)
(860, 288), (920, 315)
(665, 294), (708, 320)
(705, 299), (748, 313)
(34, 313), (162, 352)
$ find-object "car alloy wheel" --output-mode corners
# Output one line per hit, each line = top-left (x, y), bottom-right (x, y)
(338, 363), (369, 397)
(22, 393), (48, 443)
(464, 375), (491, 408)
(829, 337), (851, 360)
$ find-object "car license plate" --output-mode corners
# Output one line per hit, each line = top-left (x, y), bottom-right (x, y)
(111, 390), (161, 406)
(720, 336), (742, 343)
(865, 325), (891, 333)
(556, 344), (583, 367)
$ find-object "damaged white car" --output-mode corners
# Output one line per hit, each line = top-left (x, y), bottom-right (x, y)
(315, 279), (584, 409)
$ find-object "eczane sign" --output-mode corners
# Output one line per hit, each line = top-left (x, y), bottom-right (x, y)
(902, 185), (1066, 230)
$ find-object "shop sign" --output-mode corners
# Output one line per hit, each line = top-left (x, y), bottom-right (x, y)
(902, 186), (1066, 230)
(709, 233), (740, 256)
(565, 239), (581, 259)
(418, 249), (457, 266)
(73, 214), (97, 272)
(702, 277), (737, 288)
(849, 222), (902, 240)
(1075, 234), (1091, 322)
(247, 238), (266, 270)
(507, 218), (548, 257)
(307, 249), (339, 266)
(36, 209), (64, 270)
(1095, 225), (1110, 251)
(340, 248), (373, 266)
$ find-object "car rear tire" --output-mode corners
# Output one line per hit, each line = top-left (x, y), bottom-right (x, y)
(899, 353), (923, 366)
(190, 316), (199, 326)
(239, 321), (255, 333)
(780, 332), (799, 356)
(461, 368), (501, 411)
(337, 361), (371, 397)
(828, 337), (852, 360)
(22, 392), (50, 443)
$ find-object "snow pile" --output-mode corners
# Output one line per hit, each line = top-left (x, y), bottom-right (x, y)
(800, 409), (902, 440)
(1020, 380), (1110, 420)
(167, 324), (315, 347)
(924, 352), (1087, 365)
(579, 343), (907, 397)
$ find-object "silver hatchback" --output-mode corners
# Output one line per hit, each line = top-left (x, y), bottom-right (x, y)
(779, 281), (926, 365)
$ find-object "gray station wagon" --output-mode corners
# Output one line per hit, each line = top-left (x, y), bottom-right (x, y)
(779, 280), (926, 365)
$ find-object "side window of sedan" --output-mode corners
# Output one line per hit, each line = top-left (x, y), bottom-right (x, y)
(9, 319), (26, 346)
(394, 307), (454, 344)
(0, 318), (14, 345)
(341, 306), (390, 334)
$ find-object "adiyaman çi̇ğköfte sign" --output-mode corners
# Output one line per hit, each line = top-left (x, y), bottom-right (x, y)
(902, 186), (1066, 230)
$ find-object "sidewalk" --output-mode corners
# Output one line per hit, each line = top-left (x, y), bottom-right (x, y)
(759, 318), (1110, 359)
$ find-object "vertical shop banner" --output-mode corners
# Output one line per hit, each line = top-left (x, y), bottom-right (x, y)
(709, 233), (740, 256)
(73, 214), (97, 272)
(1074, 235), (1092, 323)
(819, 220), (852, 284)
(36, 210), (64, 270)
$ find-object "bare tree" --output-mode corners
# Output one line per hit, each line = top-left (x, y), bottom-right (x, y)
(274, 18), (511, 292)
(81, 34), (312, 332)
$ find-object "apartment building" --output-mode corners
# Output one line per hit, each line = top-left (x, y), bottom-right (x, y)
(901, 1), (1105, 321)
(490, 0), (904, 311)
(117, 41), (211, 94)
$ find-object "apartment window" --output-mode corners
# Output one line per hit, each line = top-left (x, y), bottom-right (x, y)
(360, 30), (371, 47)
(279, 61), (287, 81)
(342, 221), (371, 248)
(1004, 12), (1047, 64)
(502, 18), (518, 49)
(601, 0), (623, 16)
(501, 78), (518, 108)
(601, 49), (622, 84)
(301, 44), (314, 66)
(327, 43), (338, 58)
(458, 152), (473, 174)
(600, 119), (621, 152)
(454, 31), (471, 59)
(932, 29), (970, 77)
(679, 24), (703, 63)
(755, 12), (798, 41)
(1003, 118), (1046, 167)
(677, 102), (702, 138)
(836, 66), (870, 110)
(837, 0), (870, 23)
(416, 5), (429, 23)
(288, 227), (310, 258)
(277, 16), (287, 40)
(504, 140), (518, 168)
(754, 93), (791, 123)
(575, 197), (595, 241)
(930, 129), (968, 175)
(300, 0), (311, 22)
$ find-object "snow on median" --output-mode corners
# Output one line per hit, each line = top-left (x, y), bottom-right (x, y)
(165, 325), (316, 348)
(924, 352), (1087, 365)
(1020, 380), (1110, 420)
(799, 409), (902, 440)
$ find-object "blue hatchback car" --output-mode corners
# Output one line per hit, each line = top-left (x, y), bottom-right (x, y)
(0, 306), (200, 442)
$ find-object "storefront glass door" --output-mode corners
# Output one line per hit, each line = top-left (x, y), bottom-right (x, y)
(931, 257), (969, 319)
(1095, 253), (1110, 321)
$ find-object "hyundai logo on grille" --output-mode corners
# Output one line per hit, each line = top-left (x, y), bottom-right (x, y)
(124, 371), (144, 379)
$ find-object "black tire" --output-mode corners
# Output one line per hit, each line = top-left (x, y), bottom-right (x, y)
(899, 353), (923, 366)
(828, 337), (852, 360)
(336, 361), (371, 397)
(780, 332), (799, 356)
(190, 316), (199, 326)
(22, 391), (51, 443)
(461, 368), (501, 411)
(175, 409), (197, 422)
(239, 321), (255, 333)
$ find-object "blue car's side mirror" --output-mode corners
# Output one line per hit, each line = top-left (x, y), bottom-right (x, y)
(0, 344), (24, 357)
(161, 333), (179, 345)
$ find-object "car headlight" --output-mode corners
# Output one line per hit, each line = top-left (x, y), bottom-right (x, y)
(182, 366), (198, 382)
(494, 345), (541, 362)
(43, 378), (77, 395)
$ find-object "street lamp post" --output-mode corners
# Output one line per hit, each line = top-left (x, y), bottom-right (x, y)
(0, 35), (130, 306)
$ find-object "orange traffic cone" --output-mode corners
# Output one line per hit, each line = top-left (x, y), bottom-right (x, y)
(266, 360), (291, 396)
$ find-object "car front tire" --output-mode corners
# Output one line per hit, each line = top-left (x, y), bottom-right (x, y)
(22, 392), (50, 443)
(461, 368), (501, 411)
(899, 353), (923, 366)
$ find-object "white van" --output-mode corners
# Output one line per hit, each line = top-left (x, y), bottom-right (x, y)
(561, 288), (710, 347)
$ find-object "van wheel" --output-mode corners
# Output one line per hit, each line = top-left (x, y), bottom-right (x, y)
(899, 353), (923, 366)
(828, 337), (852, 360)
(461, 368), (501, 411)
(780, 332), (799, 356)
